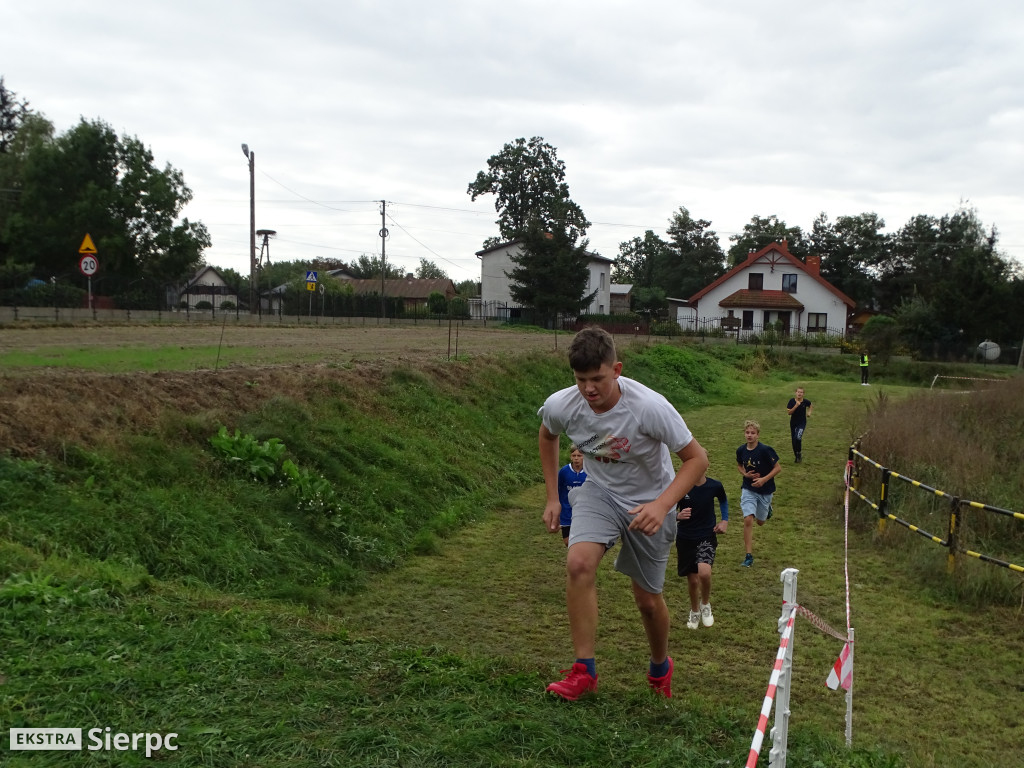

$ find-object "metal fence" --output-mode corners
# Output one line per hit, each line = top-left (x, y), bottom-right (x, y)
(847, 440), (1023, 574)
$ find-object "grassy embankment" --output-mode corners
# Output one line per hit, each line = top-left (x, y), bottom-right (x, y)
(1, 338), (1021, 767)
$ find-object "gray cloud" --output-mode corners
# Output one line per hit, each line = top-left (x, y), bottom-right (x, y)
(5, 0), (1023, 281)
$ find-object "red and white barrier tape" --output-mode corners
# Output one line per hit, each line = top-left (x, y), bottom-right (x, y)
(794, 603), (847, 642)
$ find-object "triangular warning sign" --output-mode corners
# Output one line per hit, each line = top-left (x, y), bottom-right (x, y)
(79, 233), (97, 254)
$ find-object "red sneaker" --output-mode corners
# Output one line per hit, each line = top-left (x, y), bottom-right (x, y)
(647, 656), (674, 698)
(546, 663), (598, 700)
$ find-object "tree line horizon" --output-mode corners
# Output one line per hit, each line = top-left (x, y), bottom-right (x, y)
(2, 81), (1022, 350)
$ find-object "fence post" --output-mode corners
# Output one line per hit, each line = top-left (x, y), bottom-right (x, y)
(947, 498), (960, 573)
(769, 568), (798, 768)
(878, 468), (890, 532)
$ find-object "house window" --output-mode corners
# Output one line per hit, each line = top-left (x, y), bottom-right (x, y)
(807, 313), (827, 332)
(600, 272), (605, 290)
(748, 273), (764, 290)
(742, 310), (754, 330)
(782, 274), (798, 293)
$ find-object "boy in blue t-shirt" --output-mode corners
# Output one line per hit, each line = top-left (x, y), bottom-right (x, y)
(557, 444), (587, 546)
(676, 472), (728, 629)
(735, 420), (781, 568)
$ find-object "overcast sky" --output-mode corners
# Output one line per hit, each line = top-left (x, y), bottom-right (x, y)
(6, 1), (1024, 284)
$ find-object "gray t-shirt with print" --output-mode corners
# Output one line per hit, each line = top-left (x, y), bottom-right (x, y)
(539, 376), (693, 509)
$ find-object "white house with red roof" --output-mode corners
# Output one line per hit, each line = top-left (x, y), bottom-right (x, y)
(683, 241), (855, 335)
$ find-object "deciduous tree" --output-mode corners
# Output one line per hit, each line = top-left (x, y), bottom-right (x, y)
(664, 207), (726, 298)
(727, 214), (806, 266)
(415, 258), (448, 280)
(349, 254), (404, 279)
(467, 136), (589, 246)
(807, 212), (887, 308)
(5, 119), (209, 284)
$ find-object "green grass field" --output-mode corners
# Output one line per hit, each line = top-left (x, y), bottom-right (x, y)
(1, 332), (1021, 767)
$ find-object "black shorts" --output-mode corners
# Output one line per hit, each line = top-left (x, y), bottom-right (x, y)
(676, 534), (718, 576)
(561, 525), (571, 539)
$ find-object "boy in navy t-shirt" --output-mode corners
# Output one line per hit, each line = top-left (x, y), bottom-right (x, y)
(735, 420), (781, 568)
(785, 387), (813, 463)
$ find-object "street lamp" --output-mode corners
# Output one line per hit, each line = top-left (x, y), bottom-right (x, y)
(241, 143), (256, 314)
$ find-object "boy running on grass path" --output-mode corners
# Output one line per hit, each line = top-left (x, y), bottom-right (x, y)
(786, 386), (813, 464)
(736, 420), (781, 568)
(539, 327), (708, 700)
(676, 471), (728, 630)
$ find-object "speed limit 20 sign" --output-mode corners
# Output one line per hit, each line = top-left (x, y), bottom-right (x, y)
(79, 254), (99, 276)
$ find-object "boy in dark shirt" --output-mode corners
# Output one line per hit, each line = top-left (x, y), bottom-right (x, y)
(676, 472), (728, 629)
(785, 387), (813, 463)
(736, 420), (781, 568)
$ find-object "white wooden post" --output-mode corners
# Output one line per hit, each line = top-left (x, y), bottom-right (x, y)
(769, 568), (799, 768)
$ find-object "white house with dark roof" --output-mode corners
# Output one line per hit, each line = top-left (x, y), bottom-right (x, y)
(684, 241), (855, 335)
(178, 266), (239, 310)
(476, 240), (614, 318)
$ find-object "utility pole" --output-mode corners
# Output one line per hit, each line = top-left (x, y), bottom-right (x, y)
(379, 200), (389, 320)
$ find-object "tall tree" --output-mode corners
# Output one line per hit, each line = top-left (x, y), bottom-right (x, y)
(727, 214), (806, 266)
(506, 220), (594, 323)
(807, 211), (887, 308)
(414, 258), (448, 280)
(0, 80), (53, 262)
(467, 136), (590, 246)
(612, 230), (671, 289)
(0, 77), (31, 154)
(881, 207), (1014, 344)
(5, 119), (209, 283)
(349, 253), (404, 279)
(664, 207), (726, 298)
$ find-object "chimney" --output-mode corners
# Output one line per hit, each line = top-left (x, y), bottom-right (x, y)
(806, 255), (821, 276)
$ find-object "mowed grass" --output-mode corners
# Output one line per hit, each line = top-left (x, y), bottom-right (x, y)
(1, 334), (1021, 767)
(337, 377), (1023, 768)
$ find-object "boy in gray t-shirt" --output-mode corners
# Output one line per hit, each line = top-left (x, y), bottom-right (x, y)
(538, 327), (708, 700)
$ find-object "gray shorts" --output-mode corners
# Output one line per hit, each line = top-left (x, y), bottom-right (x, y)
(567, 483), (677, 594)
(741, 487), (773, 521)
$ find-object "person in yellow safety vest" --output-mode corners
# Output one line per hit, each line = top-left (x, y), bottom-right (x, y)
(859, 351), (870, 385)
